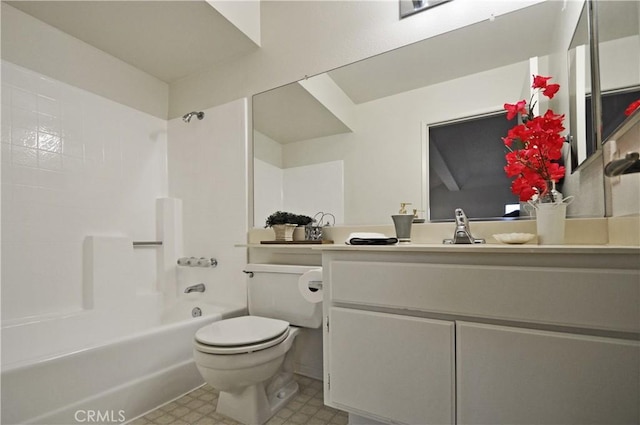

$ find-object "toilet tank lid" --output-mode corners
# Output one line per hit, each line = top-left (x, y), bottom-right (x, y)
(245, 264), (321, 274)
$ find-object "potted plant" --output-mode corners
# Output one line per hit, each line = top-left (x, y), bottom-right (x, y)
(264, 211), (314, 241)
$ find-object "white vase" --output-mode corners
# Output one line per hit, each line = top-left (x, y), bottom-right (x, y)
(534, 202), (568, 245)
(271, 224), (297, 241)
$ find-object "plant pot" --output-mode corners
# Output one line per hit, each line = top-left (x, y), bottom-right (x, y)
(293, 226), (305, 241)
(271, 224), (297, 242)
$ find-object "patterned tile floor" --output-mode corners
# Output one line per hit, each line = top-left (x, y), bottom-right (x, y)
(129, 375), (348, 425)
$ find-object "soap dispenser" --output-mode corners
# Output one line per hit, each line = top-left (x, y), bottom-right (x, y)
(393, 203), (414, 243)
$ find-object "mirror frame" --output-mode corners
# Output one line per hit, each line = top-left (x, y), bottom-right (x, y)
(587, 0), (603, 151)
(568, 0), (602, 173)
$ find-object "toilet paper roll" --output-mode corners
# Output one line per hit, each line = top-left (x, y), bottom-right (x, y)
(298, 268), (323, 303)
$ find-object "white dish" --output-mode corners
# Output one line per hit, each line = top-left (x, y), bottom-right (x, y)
(493, 233), (535, 244)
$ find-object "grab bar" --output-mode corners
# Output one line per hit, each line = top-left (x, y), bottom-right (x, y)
(132, 241), (163, 247)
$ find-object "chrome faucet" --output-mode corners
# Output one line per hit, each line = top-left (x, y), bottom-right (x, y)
(605, 152), (640, 177)
(184, 283), (206, 293)
(443, 208), (485, 244)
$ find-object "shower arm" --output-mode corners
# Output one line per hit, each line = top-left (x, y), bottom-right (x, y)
(182, 111), (205, 123)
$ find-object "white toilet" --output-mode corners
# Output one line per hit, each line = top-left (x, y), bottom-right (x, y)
(193, 264), (322, 425)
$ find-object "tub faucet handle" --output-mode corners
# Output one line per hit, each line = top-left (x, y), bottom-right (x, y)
(184, 283), (206, 293)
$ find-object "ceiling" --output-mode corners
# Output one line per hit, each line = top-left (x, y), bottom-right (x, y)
(253, 82), (352, 145)
(328, 0), (563, 105)
(5, 0), (259, 83)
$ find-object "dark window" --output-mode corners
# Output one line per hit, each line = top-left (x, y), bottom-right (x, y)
(428, 112), (519, 221)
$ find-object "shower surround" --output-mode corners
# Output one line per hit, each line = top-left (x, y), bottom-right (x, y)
(1, 62), (250, 422)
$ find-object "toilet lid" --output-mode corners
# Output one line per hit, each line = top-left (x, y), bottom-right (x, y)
(195, 316), (290, 347)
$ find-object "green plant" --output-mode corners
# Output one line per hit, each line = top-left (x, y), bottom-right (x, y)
(264, 211), (314, 227)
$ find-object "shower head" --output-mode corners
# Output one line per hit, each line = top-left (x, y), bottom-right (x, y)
(182, 111), (205, 123)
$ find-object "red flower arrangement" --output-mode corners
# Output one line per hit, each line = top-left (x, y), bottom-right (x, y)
(502, 75), (566, 202)
(625, 99), (640, 116)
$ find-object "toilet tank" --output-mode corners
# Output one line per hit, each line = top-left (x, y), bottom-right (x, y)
(246, 264), (322, 328)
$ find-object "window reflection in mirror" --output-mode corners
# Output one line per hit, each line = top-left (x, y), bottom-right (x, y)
(427, 112), (519, 221)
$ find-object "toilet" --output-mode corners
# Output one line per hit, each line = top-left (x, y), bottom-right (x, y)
(193, 264), (322, 425)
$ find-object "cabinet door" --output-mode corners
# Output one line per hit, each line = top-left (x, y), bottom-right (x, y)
(457, 322), (640, 424)
(328, 307), (454, 424)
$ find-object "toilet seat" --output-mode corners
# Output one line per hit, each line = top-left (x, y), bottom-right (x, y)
(195, 316), (290, 355)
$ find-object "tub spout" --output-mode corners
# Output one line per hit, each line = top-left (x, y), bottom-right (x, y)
(185, 283), (206, 293)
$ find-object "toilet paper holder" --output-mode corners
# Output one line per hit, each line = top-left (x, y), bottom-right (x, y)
(307, 281), (323, 291)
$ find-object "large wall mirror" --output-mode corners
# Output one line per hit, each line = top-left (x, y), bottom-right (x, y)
(569, 0), (640, 171)
(595, 1), (640, 144)
(253, 0), (618, 226)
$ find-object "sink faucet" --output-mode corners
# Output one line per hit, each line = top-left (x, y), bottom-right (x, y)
(443, 208), (485, 244)
(184, 283), (206, 293)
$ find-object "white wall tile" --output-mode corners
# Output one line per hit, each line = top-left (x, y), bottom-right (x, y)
(11, 127), (37, 148)
(1, 61), (168, 321)
(167, 98), (249, 309)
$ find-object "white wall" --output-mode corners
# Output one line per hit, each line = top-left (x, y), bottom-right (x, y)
(1, 61), (168, 322)
(605, 120), (640, 217)
(254, 158), (284, 228)
(254, 130), (283, 168)
(599, 35), (640, 92)
(167, 99), (249, 308)
(282, 160), (345, 224)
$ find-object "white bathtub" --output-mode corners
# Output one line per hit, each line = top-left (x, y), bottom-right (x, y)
(1, 301), (245, 425)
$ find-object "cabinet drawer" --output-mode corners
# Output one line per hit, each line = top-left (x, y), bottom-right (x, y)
(329, 261), (640, 332)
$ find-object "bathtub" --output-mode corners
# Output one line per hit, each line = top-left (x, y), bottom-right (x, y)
(1, 301), (245, 425)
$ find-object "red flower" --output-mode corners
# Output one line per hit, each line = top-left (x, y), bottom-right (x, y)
(531, 75), (560, 99)
(532, 75), (552, 89)
(542, 83), (560, 99)
(502, 75), (566, 202)
(624, 99), (640, 116)
(504, 100), (527, 120)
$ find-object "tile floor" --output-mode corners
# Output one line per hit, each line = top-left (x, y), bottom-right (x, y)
(129, 376), (348, 425)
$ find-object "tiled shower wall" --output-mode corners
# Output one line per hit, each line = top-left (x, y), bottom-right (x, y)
(1, 61), (168, 322)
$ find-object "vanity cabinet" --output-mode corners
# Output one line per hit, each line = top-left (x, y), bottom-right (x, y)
(328, 308), (454, 424)
(457, 322), (639, 424)
(321, 247), (640, 425)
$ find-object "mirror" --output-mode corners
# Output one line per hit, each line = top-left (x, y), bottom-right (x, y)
(595, 0), (640, 145)
(569, 0), (640, 172)
(253, 1), (599, 225)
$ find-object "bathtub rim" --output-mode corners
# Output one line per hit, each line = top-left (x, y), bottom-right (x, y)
(1, 302), (246, 373)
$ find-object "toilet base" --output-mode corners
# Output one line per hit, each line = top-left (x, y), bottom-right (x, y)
(217, 378), (298, 425)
